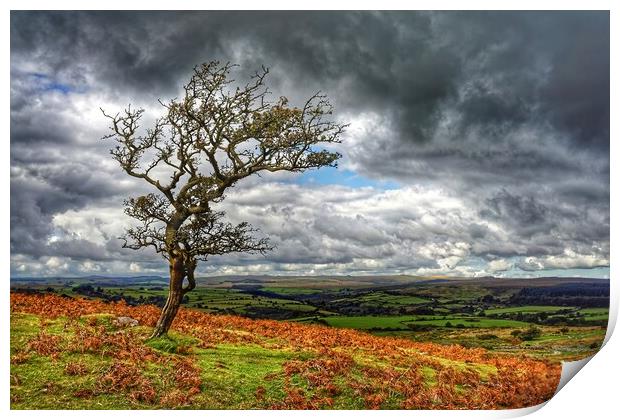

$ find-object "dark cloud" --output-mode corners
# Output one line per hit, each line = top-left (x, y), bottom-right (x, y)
(482, 190), (550, 231)
(11, 11), (608, 144)
(10, 11), (609, 277)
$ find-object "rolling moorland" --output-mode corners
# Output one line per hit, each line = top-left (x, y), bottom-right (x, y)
(10, 275), (609, 409)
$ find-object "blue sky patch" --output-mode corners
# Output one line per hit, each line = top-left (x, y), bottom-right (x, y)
(29, 72), (79, 95)
(295, 167), (400, 190)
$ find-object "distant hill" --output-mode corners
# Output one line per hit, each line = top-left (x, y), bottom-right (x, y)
(10, 275), (168, 287)
(11, 274), (609, 289)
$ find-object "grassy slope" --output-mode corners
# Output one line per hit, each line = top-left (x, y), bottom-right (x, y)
(484, 306), (575, 315)
(11, 293), (561, 410)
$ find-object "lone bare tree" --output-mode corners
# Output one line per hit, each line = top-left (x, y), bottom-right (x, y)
(103, 61), (346, 338)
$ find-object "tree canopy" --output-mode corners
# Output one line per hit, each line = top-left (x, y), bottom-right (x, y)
(103, 61), (347, 337)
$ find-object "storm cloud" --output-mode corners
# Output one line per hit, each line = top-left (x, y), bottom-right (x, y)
(10, 11), (609, 278)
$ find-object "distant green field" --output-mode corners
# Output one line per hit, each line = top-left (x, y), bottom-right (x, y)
(261, 287), (324, 295)
(15, 277), (609, 340)
(333, 292), (430, 308)
(360, 292), (430, 306)
(321, 315), (418, 329)
(406, 285), (490, 301)
(100, 287), (320, 315)
(482, 306), (608, 322)
(409, 318), (530, 328)
(577, 308), (609, 321)
(321, 315), (530, 330)
(485, 306), (573, 315)
(578, 308), (608, 315)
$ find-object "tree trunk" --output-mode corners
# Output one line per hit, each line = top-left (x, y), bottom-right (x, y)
(150, 255), (185, 338)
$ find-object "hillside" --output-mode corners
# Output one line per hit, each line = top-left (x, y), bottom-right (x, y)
(10, 292), (561, 410)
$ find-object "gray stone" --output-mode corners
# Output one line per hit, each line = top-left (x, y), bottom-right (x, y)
(113, 316), (139, 328)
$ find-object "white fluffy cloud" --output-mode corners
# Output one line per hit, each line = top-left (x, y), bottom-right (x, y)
(517, 250), (609, 272)
(487, 259), (512, 273)
(10, 179), (607, 278)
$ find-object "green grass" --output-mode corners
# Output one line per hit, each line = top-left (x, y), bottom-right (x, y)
(409, 318), (530, 328)
(359, 292), (429, 304)
(10, 313), (310, 409)
(320, 315), (530, 330)
(484, 306), (574, 315)
(332, 292), (430, 307)
(192, 290), (317, 313)
(95, 287), (320, 316)
(261, 287), (324, 295)
(406, 285), (491, 301)
(10, 314), (136, 409)
(194, 344), (308, 408)
(11, 352), (133, 409)
(577, 308), (609, 321)
(145, 333), (200, 354)
(578, 308), (608, 314)
(321, 315), (419, 329)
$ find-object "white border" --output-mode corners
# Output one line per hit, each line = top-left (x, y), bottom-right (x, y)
(3, 2), (617, 420)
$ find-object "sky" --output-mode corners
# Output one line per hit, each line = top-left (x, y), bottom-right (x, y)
(10, 11), (610, 279)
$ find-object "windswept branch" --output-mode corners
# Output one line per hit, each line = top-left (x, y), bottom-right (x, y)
(120, 220), (167, 255)
(177, 212), (273, 261)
